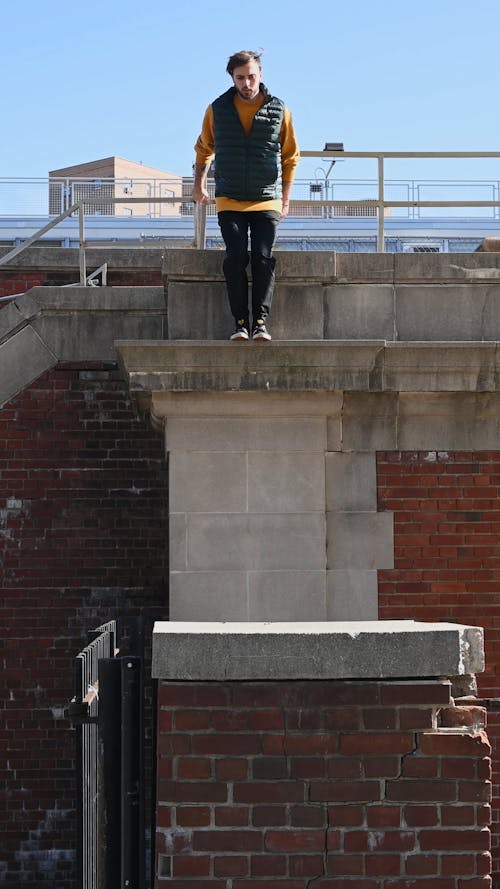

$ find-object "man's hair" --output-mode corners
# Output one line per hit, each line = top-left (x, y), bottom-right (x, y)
(226, 50), (262, 76)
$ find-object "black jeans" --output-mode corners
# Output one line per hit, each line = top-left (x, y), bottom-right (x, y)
(218, 210), (280, 326)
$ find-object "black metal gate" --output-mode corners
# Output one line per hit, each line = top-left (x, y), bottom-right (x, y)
(68, 618), (145, 889)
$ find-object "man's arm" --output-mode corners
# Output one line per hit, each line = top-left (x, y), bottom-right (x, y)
(192, 163), (210, 204)
(281, 180), (294, 218)
(193, 106), (215, 204)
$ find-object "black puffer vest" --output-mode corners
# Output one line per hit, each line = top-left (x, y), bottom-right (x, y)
(212, 85), (284, 201)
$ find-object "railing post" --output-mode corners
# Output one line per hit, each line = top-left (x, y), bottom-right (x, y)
(194, 201), (207, 249)
(78, 202), (87, 285)
(121, 656), (144, 889)
(377, 154), (385, 252)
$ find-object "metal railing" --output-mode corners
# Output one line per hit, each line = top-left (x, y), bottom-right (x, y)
(68, 618), (145, 889)
(2, 152), (500, 268)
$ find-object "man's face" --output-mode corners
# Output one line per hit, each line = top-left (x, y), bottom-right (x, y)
(231, 59), (262, 102)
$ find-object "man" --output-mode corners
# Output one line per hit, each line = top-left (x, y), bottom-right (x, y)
(193, 50), (299, 341)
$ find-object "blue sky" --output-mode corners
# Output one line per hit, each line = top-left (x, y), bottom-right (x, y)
(3, 0), (500, 183)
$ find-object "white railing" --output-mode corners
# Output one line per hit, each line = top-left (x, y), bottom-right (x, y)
(2, 152), (500, 267)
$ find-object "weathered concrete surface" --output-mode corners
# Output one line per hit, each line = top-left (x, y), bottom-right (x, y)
(0, 286), (165, 405)
(115, 340), (500, 397)
(152, 620), (485, 680)
(0, 245), (166, 270)
(163, 249), (500, 341)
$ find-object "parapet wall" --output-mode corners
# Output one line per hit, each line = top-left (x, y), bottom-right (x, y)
(153, 623), (491, 889)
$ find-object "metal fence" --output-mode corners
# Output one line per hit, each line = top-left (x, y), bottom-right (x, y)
(3, 151), (500, 261)
(3, 174), (500, 221)
(68, 618), (145, 889)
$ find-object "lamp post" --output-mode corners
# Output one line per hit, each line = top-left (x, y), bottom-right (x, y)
(317, 142), (344, 218)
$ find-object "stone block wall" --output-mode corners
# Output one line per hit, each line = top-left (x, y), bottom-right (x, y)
(155, 679), (492, 888)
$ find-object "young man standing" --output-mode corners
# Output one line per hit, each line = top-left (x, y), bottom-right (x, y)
(193, 50), (299, 341)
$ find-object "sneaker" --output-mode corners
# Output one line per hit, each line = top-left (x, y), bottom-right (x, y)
(252, 319), (272, 341)
(230, 321), (249, 341)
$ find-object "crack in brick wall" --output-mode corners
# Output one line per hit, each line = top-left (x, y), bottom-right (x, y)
(155, 679), (492, 888)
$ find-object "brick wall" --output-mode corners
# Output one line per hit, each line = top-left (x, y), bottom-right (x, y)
(0, 365), (169, 887)
(0, 268), (162, 298)
(378, 450), (500, 880)
(155, 679), (491, 888)
(0, 271), (46, 297)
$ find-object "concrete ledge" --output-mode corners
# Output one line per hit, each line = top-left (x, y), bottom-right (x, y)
(116, 340), (500, 398)
(0, 246), (166, 270)
(0, 286), (167, 406)
(152, 620), (484, 681)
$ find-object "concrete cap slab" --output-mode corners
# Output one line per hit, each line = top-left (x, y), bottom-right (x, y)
(152, 619), (484, 681)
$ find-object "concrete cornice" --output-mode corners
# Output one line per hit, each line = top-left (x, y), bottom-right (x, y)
(115, 339), (500, 401)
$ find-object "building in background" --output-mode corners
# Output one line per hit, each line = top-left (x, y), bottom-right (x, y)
(49, 156), (183, 217)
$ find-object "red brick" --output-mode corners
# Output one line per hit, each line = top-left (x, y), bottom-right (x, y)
(441, 757), (477, 779)
(326, 853), (365, 875)
(339, 732), (415, 755)
(290, 805), (327, 827)
(402, 756), (440, 778)
(156, 805), (172, 828)
(328, 805), (364, 826)
(252, 806), (287, 827)
(441, 852), (479, 876)
(419, 827), (491, 851)
(172, 854), (211, 876)
(214, 855), (249, 877)
(290, 757), (326, 779)
(193, 733), (262, 755)
(403, 805), (439, 826)
(175, 710), (212, 730)
(364, 756), (401, 778)
(252, 757), (288, 780)
(233, 881), (306, 889)
(365, 853), (402, 876)
(310, 781), (382, 803)
(211, 710), (249, 731)
(420, 731), (491, 757)
(158, 779), (227, 803)
(250, 854), (287, 876)
(235, 781), (305, 804)
(289, 854), (324, 877)
(440, 705), (487, 729)
(459, 781), (492, 803)
(248, 710), (285, 730)
(159, 684), (228, 708)
(440, 804), (476, 826)
(284, 733), (339, 755)
(379, 682), (452, 706)
(265, 829), (326, 852)
(344, 830), (415, 853)
(215, 758), (249, 780)
(215, 806), (249, 826)
(386, 779), (457, 802)
(405, 853), (439, 875)
(176, 806), (211, 827)
(325, 758), (362, 779)
(362, 708), (397, 730)
(366, 805), (402, 828)
(176, 757), (211, 779)
(193, 829), (263, 852)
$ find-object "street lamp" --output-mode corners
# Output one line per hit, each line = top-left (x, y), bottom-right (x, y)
(319, 142), (344, 218)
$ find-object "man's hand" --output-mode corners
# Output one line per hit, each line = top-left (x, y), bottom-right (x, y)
(192, 183), (210, 204)
(192, 163), (210, 205)
(281, 198), (290, 219)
